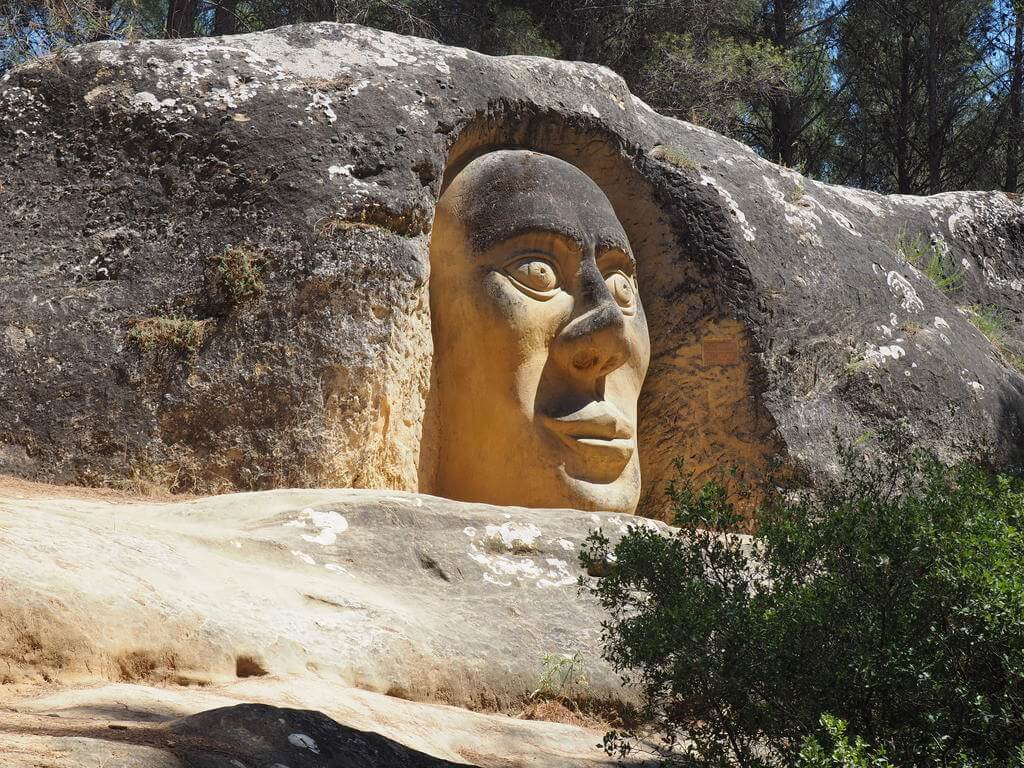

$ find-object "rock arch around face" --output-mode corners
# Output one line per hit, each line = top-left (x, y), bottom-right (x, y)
(420, 110), (782, 520)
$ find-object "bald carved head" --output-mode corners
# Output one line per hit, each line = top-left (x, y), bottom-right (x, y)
(429, 150), (650, 513)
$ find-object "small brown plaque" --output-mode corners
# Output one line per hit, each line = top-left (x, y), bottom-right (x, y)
(702, 337), (740, 366)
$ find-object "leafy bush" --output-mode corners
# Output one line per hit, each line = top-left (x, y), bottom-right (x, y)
(581, 430), (1024, 767)
(532, 651), (588, 703)
(797, 715), (894, 768)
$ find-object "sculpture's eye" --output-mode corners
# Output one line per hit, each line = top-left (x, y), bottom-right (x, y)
(506, 257), (560, 298)
(606, 271), (636, 313)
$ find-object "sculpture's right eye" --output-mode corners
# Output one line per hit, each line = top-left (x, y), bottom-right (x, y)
(505, 257), (560, 298)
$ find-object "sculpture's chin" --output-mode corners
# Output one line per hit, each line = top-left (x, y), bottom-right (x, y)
(552, 436), (635, 483)
(555, 460), (642, 515)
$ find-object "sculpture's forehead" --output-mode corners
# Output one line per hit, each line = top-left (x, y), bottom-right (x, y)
(446, 151), (628, 254)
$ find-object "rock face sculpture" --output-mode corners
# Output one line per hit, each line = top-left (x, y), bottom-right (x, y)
(1, 23), (1024, 518)
(429, 151), (650, 513)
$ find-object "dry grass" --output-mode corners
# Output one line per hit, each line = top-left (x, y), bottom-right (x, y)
(128, 317), (211, 357)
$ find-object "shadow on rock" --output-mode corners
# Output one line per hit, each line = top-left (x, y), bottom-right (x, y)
(997, 379), (1024, 468)
(168, 703), (478, 767)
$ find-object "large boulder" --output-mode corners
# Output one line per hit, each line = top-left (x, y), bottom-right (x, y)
(2, 23), (1023, 513)
(0, 480), (657, 766)
(0, 677), (644, 767)
(0, 481), (658, 707)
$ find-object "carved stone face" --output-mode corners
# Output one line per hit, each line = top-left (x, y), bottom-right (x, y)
(429, 150), (650, 513)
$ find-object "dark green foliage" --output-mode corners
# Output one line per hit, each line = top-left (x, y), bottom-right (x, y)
(581, 429), (1024, 767)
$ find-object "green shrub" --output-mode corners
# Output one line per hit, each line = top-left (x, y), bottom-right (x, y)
(532, 651), (588, 703)
(581, 428), (1024, 767)
(797, 716), (895, 768)
(967, 305), (1024, 375)
(897, 230), (963, 294)
(969, 304), (1009, 346)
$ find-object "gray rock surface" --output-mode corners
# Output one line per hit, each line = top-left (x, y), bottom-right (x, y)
(2, 23), (1023, 510)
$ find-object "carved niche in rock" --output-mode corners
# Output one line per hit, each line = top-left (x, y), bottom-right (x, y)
(428, 150), (651, 514)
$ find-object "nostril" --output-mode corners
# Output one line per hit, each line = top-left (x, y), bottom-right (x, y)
(572, 350), (598, 371)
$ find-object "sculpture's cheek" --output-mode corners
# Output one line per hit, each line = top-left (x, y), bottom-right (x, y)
(478, 271), (574, 347)
(626, 308), (652, 379)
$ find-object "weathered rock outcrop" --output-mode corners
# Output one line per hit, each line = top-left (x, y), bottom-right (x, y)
(0, 480), (657, 766)
(2, 23), (1023, 515)
(0, 483), (656, 704)
(1, 678), (639, 767)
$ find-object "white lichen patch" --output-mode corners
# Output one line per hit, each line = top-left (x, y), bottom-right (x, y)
(762, 175), (823, 248)
(934, 316), (950, 330)
(463, 527), (580, 588)
(886, 271), (925, 314)
(306, 91), (337, 124)
(208, 75), (261, 109)
(300, 509), (349, 546)
(132, 91), (172, 111)
(537, 558), (576, 588)
(863, 343), (906, 367)
(825, 207), (861, 236)
(483, 522), (542, 552)
(291, 550), (316, 566)
(467, 543), (543, 587)
(288, 733), (320, 754)
(699, 172), (756, 242)
(284, 505), (348, 548)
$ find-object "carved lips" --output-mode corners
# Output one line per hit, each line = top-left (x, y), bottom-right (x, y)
(541, 401), (635, 476)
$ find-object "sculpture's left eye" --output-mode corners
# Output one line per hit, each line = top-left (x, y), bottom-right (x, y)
(505, 257), (560, 298)
(606, 271), (636, 313)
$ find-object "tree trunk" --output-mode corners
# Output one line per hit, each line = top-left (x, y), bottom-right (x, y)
(925, 0), (943, 194)
(166, 0), (199, 39)
(213, 0), (240, 35)
(895, 18), (914, 193)
(1006, 5), (1024, 192)
(768, 0), (799, 167)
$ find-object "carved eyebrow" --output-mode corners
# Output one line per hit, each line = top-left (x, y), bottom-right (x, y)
(472, 224), (584, 255)
(595, 233), (636, 267)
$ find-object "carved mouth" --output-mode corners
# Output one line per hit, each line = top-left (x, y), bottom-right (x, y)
(541, 402), (635, 468)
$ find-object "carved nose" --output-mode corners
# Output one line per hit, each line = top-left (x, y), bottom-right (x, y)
(555, 273), (629, 379)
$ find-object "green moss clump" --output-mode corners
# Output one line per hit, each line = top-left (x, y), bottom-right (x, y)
(650, 144), (700, 172)
(212, 245), (266, 305)
(129, 316), (210, 356)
